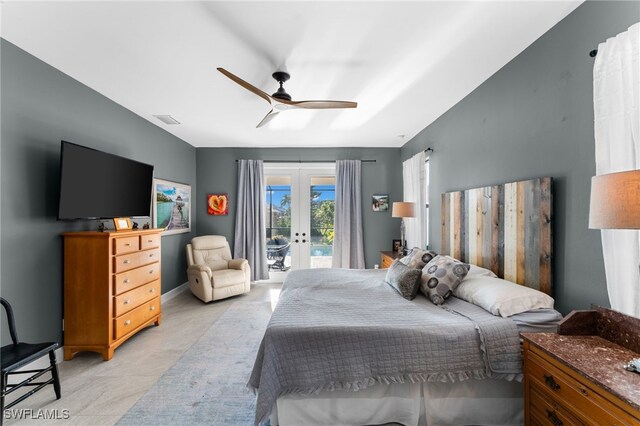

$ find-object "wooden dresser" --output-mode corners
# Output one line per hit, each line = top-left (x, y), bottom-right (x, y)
(522, 307), (640, 425)
(63, 229), (162, 361)
(380, 251), (402, 269)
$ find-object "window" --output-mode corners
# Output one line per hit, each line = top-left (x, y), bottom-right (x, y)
(424, 157), (430, 248)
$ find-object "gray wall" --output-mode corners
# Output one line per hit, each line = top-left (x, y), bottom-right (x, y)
(401, 1), (640, 314)
(1, 39), (197, 344)
(196, 148), (403, 269)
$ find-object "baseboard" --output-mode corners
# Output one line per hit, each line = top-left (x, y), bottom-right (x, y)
(161, 281), (189, 303)
(12, 284), (187, 375)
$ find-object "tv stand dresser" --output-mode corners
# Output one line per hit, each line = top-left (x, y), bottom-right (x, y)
(63, 229), (162, 361)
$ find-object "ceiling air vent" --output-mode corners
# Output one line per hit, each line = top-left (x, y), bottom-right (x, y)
(153, 115), (181, 125)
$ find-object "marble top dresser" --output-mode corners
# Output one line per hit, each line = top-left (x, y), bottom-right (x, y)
(522, 306), (640, 425)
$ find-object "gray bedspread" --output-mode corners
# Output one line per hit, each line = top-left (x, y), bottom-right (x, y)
(248, 269), (523, 425)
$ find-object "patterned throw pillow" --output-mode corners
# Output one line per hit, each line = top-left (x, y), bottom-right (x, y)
(420, 255), (470, 305)
(385, 259), (422, 300)
(399, 248), (438, 270)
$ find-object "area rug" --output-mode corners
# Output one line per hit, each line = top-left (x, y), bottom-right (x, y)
(117, 301), (273, 425)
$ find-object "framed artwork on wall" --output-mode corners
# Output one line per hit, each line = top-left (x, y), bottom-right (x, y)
(153, 178), (191, 235)
(207, 193), (229, 215)
(372, 194), (389, 212)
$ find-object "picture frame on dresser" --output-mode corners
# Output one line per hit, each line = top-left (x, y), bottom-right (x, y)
(153, 178), (191, 235)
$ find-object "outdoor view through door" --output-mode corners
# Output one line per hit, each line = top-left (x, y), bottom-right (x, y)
(265, 168), (336, 273)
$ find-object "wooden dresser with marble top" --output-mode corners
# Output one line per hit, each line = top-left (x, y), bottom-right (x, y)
(522, 306), (640, 425)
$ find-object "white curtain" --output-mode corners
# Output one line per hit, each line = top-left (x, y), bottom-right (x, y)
(593, 23), (640, 317)
(402, 151), (427, 250)
(234, 160), (269, 281)
(332, 160), (365, 269)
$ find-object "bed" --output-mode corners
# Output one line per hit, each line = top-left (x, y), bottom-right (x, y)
(249, 177), (558, 426)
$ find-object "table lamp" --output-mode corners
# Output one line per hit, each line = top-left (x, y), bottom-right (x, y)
(392, 202), (415, 255)
(589, 168), (640, 370)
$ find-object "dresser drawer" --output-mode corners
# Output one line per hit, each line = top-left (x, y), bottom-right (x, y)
(140, 234), (161, 250)
(529, 382), (583, 426)
(113, 297), (160, 340)
(527, 350), (633, 425)
(113, 280), (160, 317)
(113, 248), (160, 274)
(113, 236), (139, 255)
(113, 262), (160, 295)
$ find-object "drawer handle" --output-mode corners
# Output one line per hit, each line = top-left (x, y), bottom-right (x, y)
(124, 279), (130, 284)
(123, 260), (131, 264)
(544, 374), (560, 391)
(149, 253), (154, 257)
(150, 305), (156, 311)
(147, 239), (154, 243)
(124, 299), (131, 305)
(124, 320), (131, 326)
(125, 243), (132, 247)
(149, 270), (154, 274)
(149, 288), (155, 293)
(545, 409), (563, 426)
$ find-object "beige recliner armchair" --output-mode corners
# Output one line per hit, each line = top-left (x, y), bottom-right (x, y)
(186, 236), (251, 303)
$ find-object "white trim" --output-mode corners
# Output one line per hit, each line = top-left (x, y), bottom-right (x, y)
(161, 282), (189, 303)
(264, 162), (335, 171)
(11, 283), (188, 376)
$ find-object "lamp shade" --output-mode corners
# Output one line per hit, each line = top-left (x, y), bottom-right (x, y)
(392, 202), (415, 218)
(589, 169), (640, 229)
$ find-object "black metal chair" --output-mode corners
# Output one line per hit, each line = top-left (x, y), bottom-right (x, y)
(1, 298), (61, 421)
(266, 237), (291, 271)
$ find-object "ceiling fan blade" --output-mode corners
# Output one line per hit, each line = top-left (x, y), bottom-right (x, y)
(217, 68), (271, 105)
(256, 110), (280, 128)
(285, 100), (358, 109)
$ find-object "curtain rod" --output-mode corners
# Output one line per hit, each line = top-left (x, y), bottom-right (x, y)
(235, 159), (376, 163)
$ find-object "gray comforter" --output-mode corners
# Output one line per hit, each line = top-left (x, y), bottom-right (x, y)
(248, 269), (523, 425)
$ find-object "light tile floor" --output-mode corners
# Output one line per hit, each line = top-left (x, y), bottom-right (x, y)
(4, 282), (282, 425)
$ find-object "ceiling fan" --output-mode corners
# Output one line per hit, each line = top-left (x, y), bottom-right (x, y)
(217, 68), (357, 128)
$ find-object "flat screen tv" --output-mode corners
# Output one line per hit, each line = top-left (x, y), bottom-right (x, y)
(58, 141), (154, 220)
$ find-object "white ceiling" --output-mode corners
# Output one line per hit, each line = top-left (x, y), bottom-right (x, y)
(1, 1), (582, 148)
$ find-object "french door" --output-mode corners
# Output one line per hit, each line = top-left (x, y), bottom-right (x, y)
(265, 164), (336, 271)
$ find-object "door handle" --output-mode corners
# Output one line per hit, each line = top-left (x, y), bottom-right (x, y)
(302, 233), (306, 236)
(295, 232), (299, 236)
(302, 239), (307, 243)
(295, 239), (299, 243)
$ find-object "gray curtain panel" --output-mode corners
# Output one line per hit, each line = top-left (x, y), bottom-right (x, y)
(234, 159), (269, 281)
(332, 160), (366, 269)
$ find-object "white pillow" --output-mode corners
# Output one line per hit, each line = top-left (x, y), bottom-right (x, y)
(454, 275), (554, 317)
(466, 264), (498, 278)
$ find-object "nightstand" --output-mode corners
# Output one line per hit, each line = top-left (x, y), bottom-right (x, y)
(380, 251), (402, 269)
(522, 307), (640, 425)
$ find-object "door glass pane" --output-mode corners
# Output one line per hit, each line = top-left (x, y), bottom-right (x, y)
(265, 175), (292, 271)
(309, 176), (335, 268)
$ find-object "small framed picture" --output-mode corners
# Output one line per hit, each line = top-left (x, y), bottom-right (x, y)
(392, 239), (402, 252)
(207, 193), (229, 215)
(113, 217), (132, 231)
(372, 194), (389, 212)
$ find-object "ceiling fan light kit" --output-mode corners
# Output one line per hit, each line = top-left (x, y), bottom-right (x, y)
(217, 67), (357, 128)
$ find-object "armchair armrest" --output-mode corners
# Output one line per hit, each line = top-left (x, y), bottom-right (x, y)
(187, 264), (212, 279)
(228, 258), (249, 271)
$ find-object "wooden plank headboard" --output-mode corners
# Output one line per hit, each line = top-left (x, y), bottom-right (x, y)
(441, 177), (552, 295)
